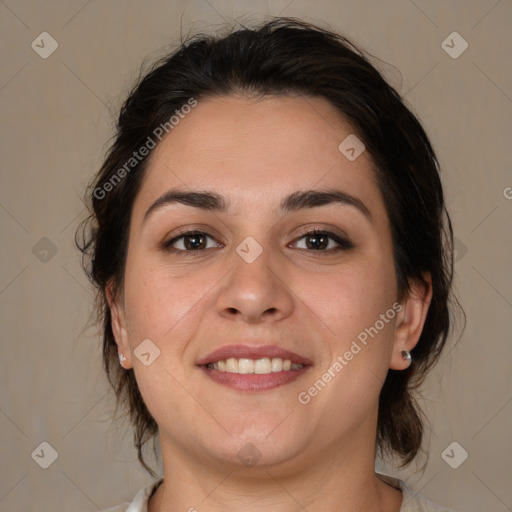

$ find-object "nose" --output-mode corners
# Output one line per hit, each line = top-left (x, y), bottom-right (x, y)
(215, 243), (295, 324)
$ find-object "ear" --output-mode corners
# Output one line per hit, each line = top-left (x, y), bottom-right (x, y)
(106, 280), (133, 369)
(390, 273), (433, 370)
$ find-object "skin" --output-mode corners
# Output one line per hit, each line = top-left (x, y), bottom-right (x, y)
(108, 95), (432, 511)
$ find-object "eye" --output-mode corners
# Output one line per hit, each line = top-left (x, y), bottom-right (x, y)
(161, 228), (353, 256)
(291, 229), (354, 252)
(162, 231), (222, 255)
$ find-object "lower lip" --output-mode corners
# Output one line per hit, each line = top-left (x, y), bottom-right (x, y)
(199, 365), (311, 391)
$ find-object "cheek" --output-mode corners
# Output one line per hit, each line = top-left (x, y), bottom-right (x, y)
(120, 258), (207, 425)
(298, 268), (399, 413)
(121, 241), (203, 337)
(300, 260), (398, 399)
(302, 261), (397, 335)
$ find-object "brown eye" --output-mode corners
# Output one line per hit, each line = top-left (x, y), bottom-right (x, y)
(163, 231), (221, 255)
(292, 230), (354, 252)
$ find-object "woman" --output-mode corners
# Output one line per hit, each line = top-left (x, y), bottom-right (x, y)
(78, 17), (459, 512)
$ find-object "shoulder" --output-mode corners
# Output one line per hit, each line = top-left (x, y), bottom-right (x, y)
(98, 479), (163, 512)
(99, 505), (129, 512)
(377, 473), (457, 512)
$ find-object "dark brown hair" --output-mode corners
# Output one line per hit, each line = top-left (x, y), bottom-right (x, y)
(77, 17), (460, 475)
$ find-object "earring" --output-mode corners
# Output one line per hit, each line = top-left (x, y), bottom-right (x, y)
(401, 350), (412, 366)
(119, 353), (127, 363)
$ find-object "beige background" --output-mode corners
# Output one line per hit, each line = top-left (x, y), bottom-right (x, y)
(1, 1), (511, 510)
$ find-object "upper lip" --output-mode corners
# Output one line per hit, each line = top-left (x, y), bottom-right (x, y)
(196, 344), (313, 366)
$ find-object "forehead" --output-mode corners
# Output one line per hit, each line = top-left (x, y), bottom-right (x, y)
(133, 94), (382, 217)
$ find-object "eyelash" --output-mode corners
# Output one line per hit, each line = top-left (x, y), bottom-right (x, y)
(161, 228), (354, 256)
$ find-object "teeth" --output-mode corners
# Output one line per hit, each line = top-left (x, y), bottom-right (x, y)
(271, 358), (282, 372)
(238, 358), (254, 374)
(206, 357), (304, 374)
(225, 358), (238, 372)
(255, 358), (271, 374)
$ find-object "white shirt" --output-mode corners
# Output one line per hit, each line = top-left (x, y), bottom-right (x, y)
(99, 473), (456, 511)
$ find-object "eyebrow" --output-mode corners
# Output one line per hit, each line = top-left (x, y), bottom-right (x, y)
(143, 187), (371, 223)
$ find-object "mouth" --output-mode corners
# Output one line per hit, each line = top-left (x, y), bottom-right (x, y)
(196, 344), (313, 391)
(206, 357), (304, 373)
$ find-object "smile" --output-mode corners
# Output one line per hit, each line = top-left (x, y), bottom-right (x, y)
(197, 343), (313, 391)
(206, 357), (304, 374)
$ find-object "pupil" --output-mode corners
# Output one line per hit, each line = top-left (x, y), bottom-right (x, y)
(186, 234), (204, 250)
(307, 234), (327, 250)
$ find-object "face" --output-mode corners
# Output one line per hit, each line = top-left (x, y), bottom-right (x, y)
(110, 95), (427, 473)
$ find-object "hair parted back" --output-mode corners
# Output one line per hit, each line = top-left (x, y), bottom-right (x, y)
(77, 17), (459, 475)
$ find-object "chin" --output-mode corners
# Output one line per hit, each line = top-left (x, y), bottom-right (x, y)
(206, 428), (308, 471)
